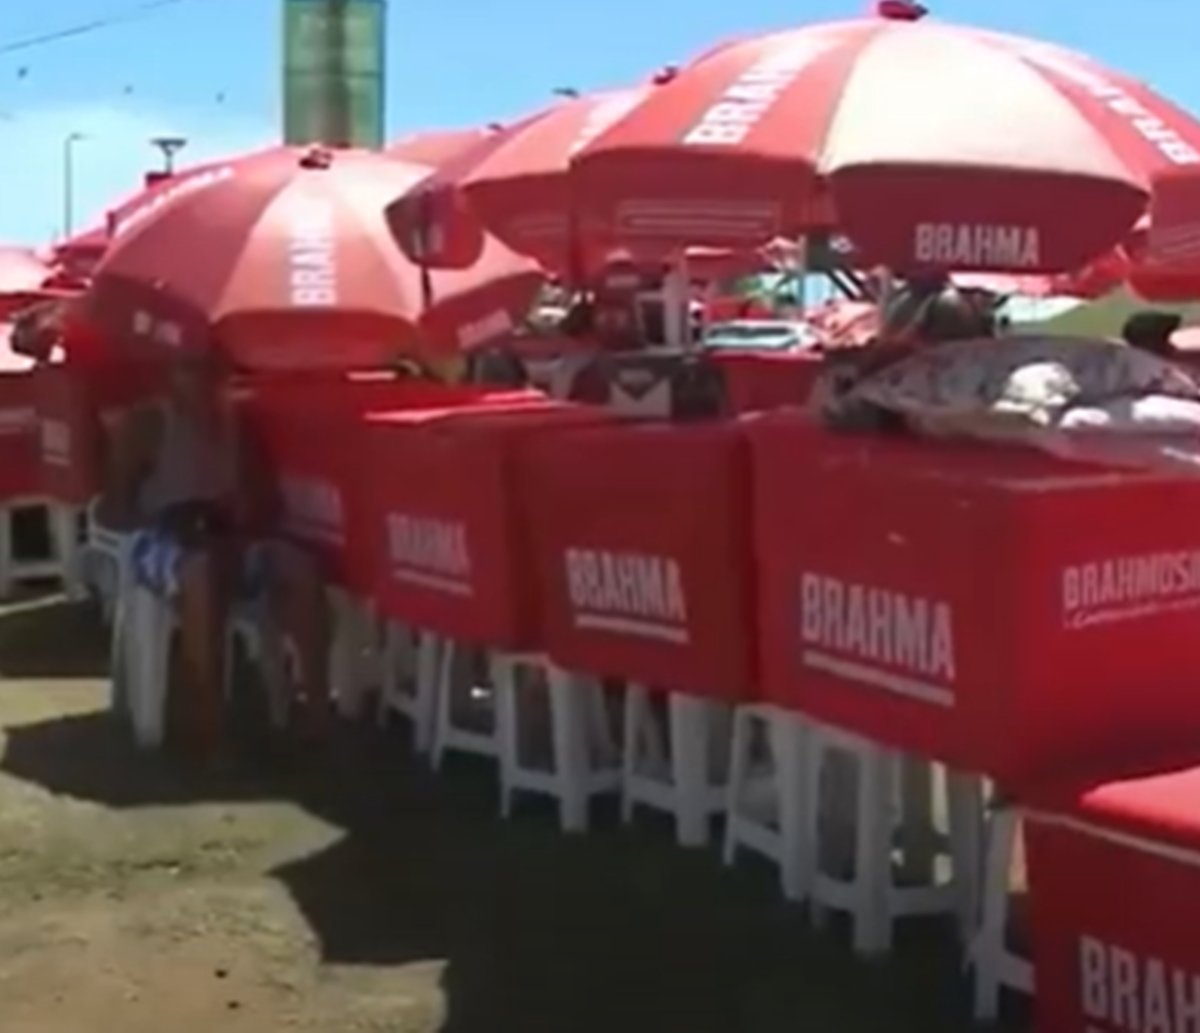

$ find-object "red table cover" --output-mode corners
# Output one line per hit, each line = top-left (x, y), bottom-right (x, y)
(1026, 765), (1200, 1033)
(525, 420), (756, 700)
(32, 360), (165, 505)
(247, 377), (542, 591)
(711, 352), (821, 415)
(366, 402), (615, 649)
(750, 413), (1200, 783)
(0, 373), (38, 500)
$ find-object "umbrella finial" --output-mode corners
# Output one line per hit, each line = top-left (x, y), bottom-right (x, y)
(875, 0), (928, 20)
(299, 145), (335, 170)
(652, 65), (679, 85)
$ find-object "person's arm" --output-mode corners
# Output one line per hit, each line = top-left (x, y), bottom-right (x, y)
(97, 402), (161, 530)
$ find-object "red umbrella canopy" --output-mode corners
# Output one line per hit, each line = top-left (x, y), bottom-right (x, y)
(0, 247), (52, 294)
(89, 146), (545, 371)
(387, 126), (500, 168)
(573, 1), (1200, 274)
(1139, 168), (1200, 299)
(386, 88), (650, 273)
(0, 247), (58, 322)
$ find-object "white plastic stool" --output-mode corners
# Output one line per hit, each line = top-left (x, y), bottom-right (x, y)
(806, 725), (986, 957)
(0, 496), (64, 597)
(622, 685), (732, 848)
(49, 502), (85, 599)
(329, 589), (381, 719)
(723, 704), (813, 901)
(495, 658), (620, 833)
(969, 806), (1034, 1022)
(430, 638), (501, 769)
(377, 621), (441, 754)
(110, 578), (276, 750)
(79, 498), (127, 621)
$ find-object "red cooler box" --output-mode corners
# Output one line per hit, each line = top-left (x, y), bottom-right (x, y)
(751, 413), (1200, 782)
(33, 359), (167, 504)
(0, 373), (38, 500)
(526, 421), (756, 700)
(712, 352), (821, 414)
(248, 376), (542, 591)
(1026, 766), (1200, 1033)
(366, 403), (615, 649)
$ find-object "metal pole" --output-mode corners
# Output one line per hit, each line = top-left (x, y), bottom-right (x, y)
(62, 132), (85, 238)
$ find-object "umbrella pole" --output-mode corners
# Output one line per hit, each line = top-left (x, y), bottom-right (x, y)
(421, 263), (434, 309)
(663, 254), (690, 350)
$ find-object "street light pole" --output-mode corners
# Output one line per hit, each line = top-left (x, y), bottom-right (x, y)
(62, 132), (86, 238)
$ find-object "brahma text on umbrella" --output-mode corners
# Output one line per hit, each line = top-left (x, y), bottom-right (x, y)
(1021, 48), (1200, 166)
(113, 166), (235, 238)
(386, 513), (473, 596)
(799, 572), (955, 707)
(565, 548), (688, 643)
(683, 37), (837, 146)
(1062, 549), (1200, 629)
(913, 223), (1040, 269)
(289, 199), (338, 306)
(1080, 935), (1200, 1033)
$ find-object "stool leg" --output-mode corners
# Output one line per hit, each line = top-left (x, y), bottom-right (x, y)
(548, 667), (591, 834)
(430, 638), (456, 771)
(0, 507), (12, 599)
(54, 504), (84, 601)
(493, 654), (520, 819)
(806, 733), (833, 930)
(722, 707), (754, 867)
(620, 685), (646, 825)
(853, 743), (895, 957)
(669, 694), (713, 849)
(948, 772), (987, 941)
(972, 807), (1019, 1023)
(377, 622), (402, 729)
(898, 755), (936, 884)
(773, 712), (813, 903)
(412, 632), (440, 756)
(130, 589), (173, 751)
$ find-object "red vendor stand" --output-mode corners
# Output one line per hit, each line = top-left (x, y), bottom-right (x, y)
(1026, 765), (1200, 1033)
(711, 352), (821, 415)
(32, 360), (165, 506)
(365, 402), (616, 650)
(0, 373), (37, 500)
(525, 421), (756, 701)
(246, 376), (542, 593)
(750, 412), (1200, 784)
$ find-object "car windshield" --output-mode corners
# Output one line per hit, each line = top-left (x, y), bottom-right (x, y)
(702, 321), (818, 351)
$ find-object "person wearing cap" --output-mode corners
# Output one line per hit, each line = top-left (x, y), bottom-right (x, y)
(1122, 311), (1183, 359)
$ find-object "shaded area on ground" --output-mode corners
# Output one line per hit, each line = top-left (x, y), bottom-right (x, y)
(0, 596), (1028, 1032)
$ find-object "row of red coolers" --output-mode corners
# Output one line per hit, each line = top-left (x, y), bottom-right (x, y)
(249, 376), (1200, 790)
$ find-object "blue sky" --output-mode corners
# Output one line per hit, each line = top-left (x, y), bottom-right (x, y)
(0, 0), (1197, 246)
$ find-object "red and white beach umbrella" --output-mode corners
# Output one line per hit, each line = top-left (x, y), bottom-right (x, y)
(387, 126), (500, 168)
(386, 88), (650, 273)
(573, 0), (1200, 274)
(88, 146), (544, 370)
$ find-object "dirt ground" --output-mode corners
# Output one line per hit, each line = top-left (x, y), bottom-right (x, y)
(0, 593), (1026, 1033)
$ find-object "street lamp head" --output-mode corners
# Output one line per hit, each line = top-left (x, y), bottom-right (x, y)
(149, 136), (189, 173)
